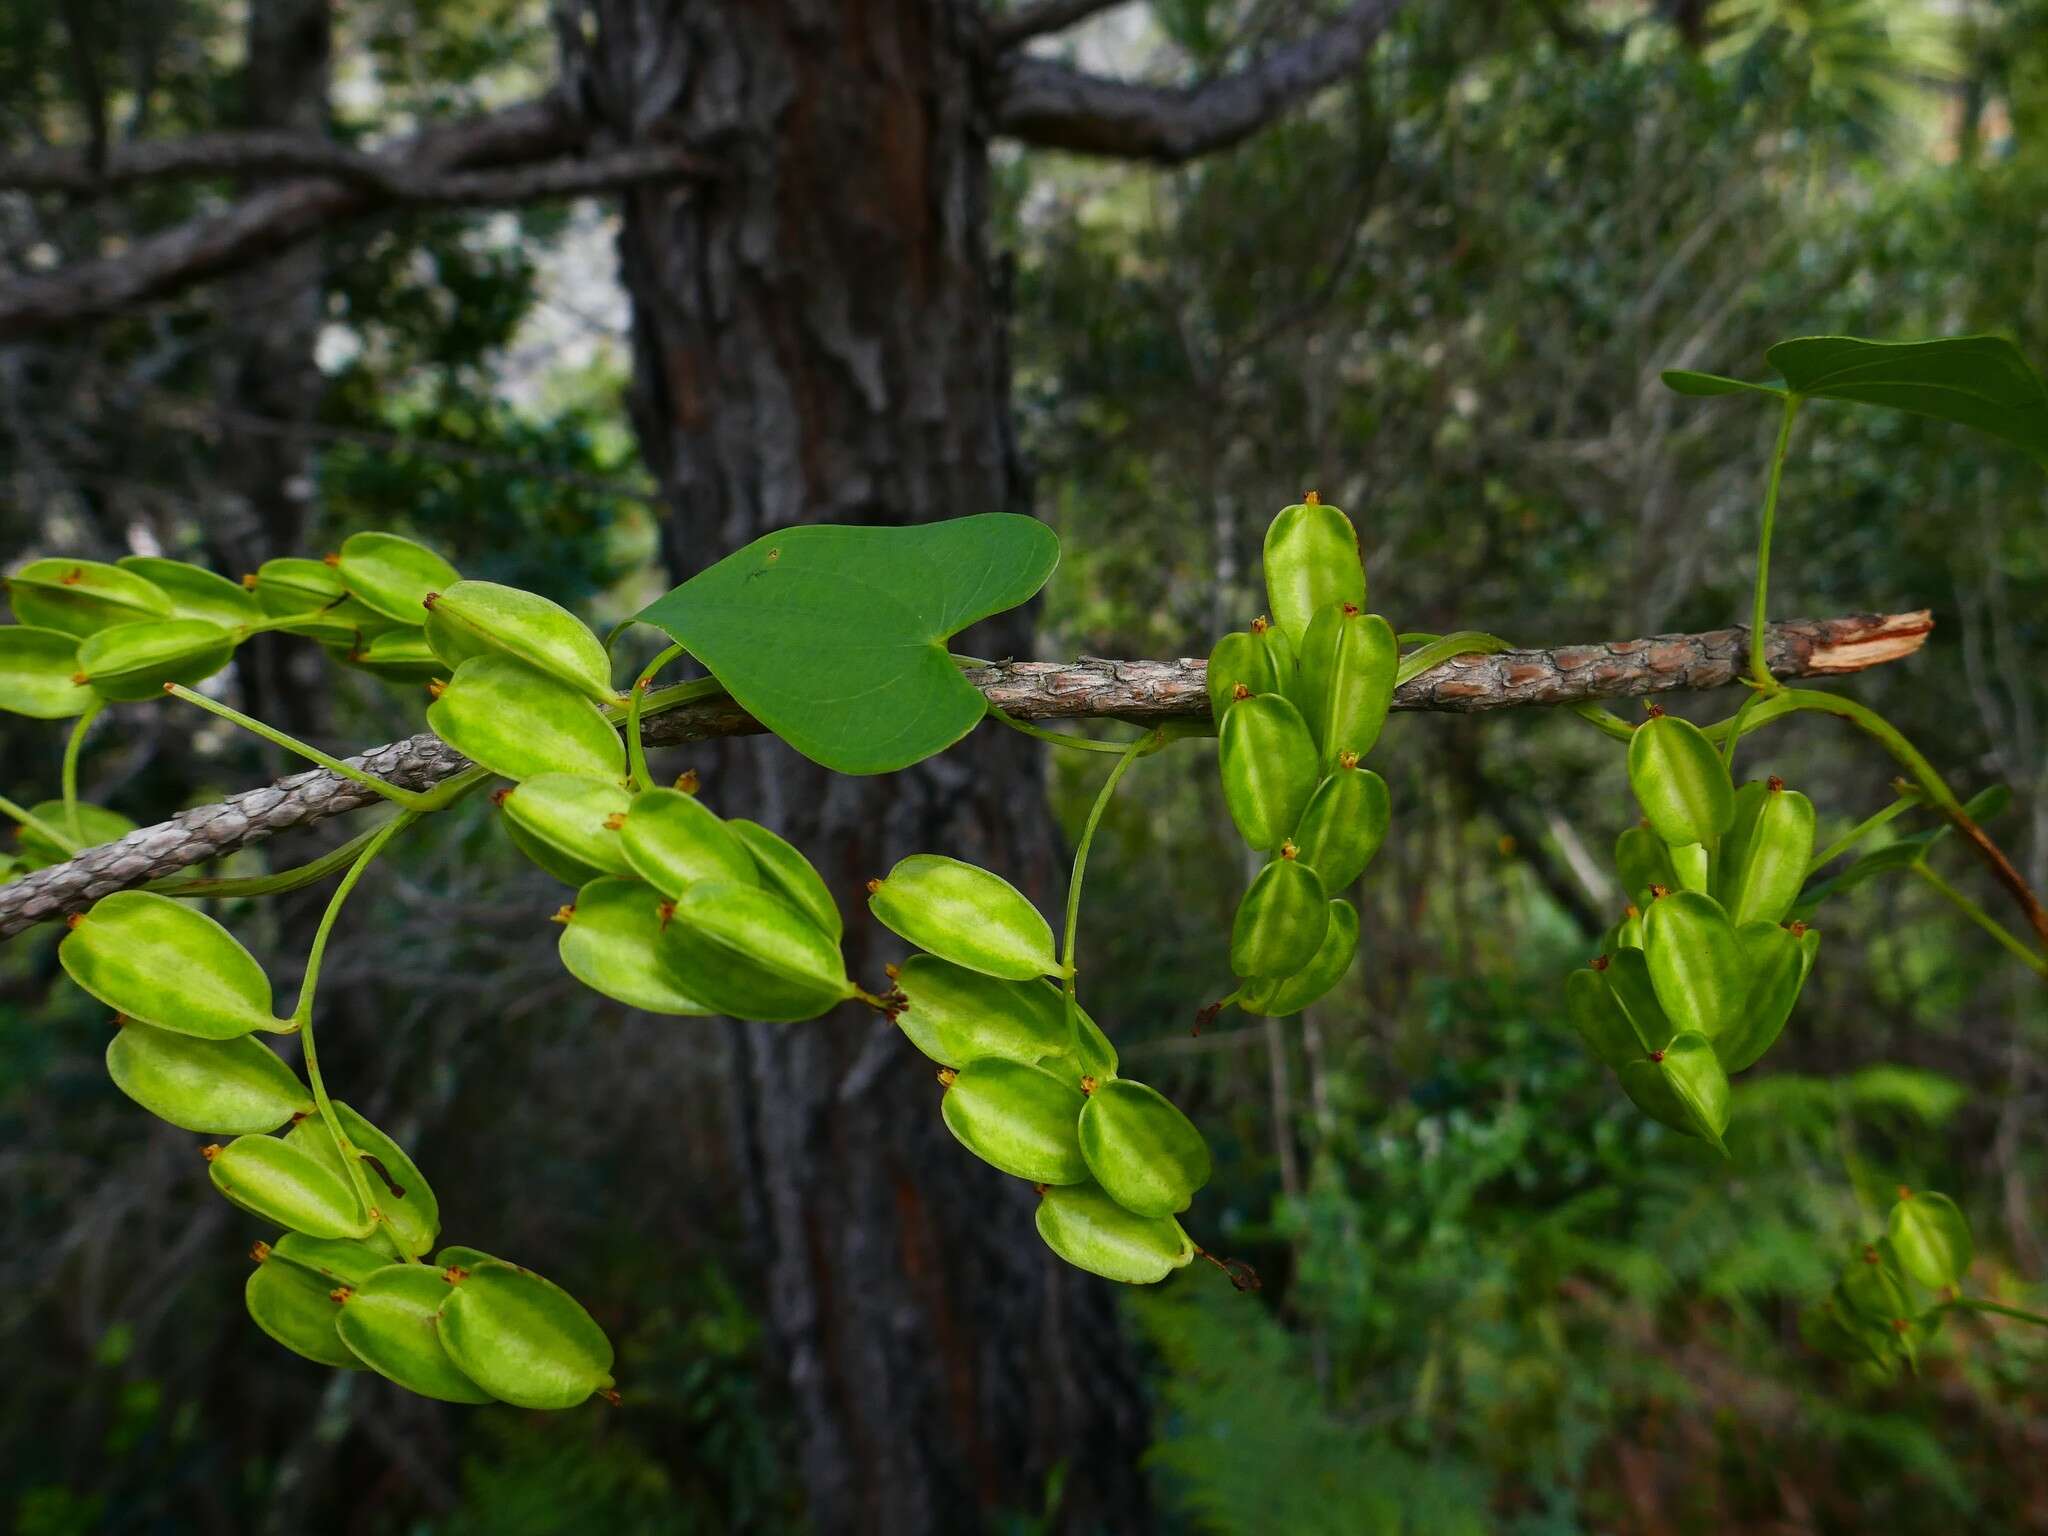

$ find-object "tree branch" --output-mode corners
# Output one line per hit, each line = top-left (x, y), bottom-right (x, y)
(0, 611), (1931, 939)
(988, 0), (1134, 50)
(0, 101), (712, 342)
(994, 0), (1403, 162)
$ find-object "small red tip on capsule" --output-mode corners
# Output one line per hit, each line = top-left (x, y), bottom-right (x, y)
(1079, 1075), (1097, 1095)
(1645, 703), (1666, 719)
(599, 1387), (622, 1406)
(1649, 1050), (1665, 1063)
(1591, 954), (1610, 971)
(1303, 490), (1321, 505)
(321, 552), (340, 567)
(866, 877), (883, 894)
(1897, 1184), (1913, 1201)
(422, 591), (440, 610)
(329, 1286), (353, 1305)
(426, 678), (447, 699)
(1341, 602), (1361, 616)
(250, 1241), (271, 1265)
(1279, 842), (1299, 860)
(1648, 884), (1669, 900)
(65, 913), (85, 930)
(1768, 775), (1785, 792)
(1787, 920), (1808, 937)
(200, 1143), (221, 1162)
(1250, 616), (1270, 634)
(490, 786), (512, 807)
(883, 962), (901, 980)
(936, 1067), (958, 1088)
(74, 672), (92, 685)
(674, 769), (700, 794)
(549, 904), (576, 925)
(655, 901), (676, 928)
(602, 812), (627, 830)
(1231, 682), (1251, 701)
(1337, 749), (1360, 769)
(442, 1266), (469, 1285)
(240, 573), (259, 589)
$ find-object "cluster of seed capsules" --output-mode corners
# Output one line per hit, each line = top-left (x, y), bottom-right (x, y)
(1206, 496), (1392, 1018)
(866, 856), (1216, 1283)
(1803, 1185), (1974, 1379)
(1567, 709), (1825, 1150)
(57, 890), (616, 1406)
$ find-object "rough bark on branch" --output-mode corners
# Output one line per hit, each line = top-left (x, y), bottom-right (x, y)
(0, 101), (709, 341)
(0, 611), (1930, 940)
(994, 0), (1403, 161)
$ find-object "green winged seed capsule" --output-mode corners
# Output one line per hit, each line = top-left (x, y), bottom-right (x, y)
(250, 558), (386, 643)
(502, 774), (634, 880)
(1716, 920), (1813, 1073)
(1289, 763), (1390, 891)
(1565, 966), (1641, 1072)
(1239, 898), (1359, 1019)
(868, 854), (1059, 981)
(1669, 841), (1710, 893)
(335, 1265), (494, 1403)
(559, 877), (714, 1015)
(1618, 1057), (1693, 1135)
(76, 619), (235, 701)
(1205, 631), (1277, 719)
(427, 655), (625, 783)
(106, 1021), (311, 1134)
(1230, 852), (1329, 979)
(619, 786), (757, 897)
(1839, 1246), (1915, 1330)
(1716, 778), (1816, 926)
(1217, 692), (1320, 853)
(1295, 603), (1397, 768)
(1643, 890), (1748, 1042)
(1035, 1182), (1195, 1285)
(1888, 1190), (1972, 1291)
(504, 813), (607, 887)
(1250, 616), (1298, 695)
(435, 1245), (499, 1272)
(288, 1103), (439, 1258)
(1657, 1031), (1731, 1153)
(117, 556), (262, 629)
(7, 557), (172, 637)
(0, 625), (89, 718)
(336, 531), (460, 625)
(1262, 497), (1365, 647)
(423, 580), (615, 704)
(662, 879), (854, 1022)
(344, 626), (445, 683)
(1077, 1078), (1211, 1218)
(1627, 714), (1734, 849)
(1615, 826), (1677, 909)
(208, 1134), (371, 1240)
(1602, 947), (1672, 1053)
(270, 1232), (391, 1289)
(940, 1058), (1089, 1184)
(439, 1259), (616, 1409)
(892, 954), (1074, 1067)
(61, 891), (283, 1039)
(246, 1251), (359, 1370)
(729, 818), (843, 941)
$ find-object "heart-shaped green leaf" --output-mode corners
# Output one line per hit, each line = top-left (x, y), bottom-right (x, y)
(1766, 334), (2048, 462)
(634, 515), (1059, 774)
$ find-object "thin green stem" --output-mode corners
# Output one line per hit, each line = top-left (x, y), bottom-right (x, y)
(1061, 731), (1161, 1040)
(1806, 794), (1919, 878)
(986, 703), (1146, 756)
(1719, 684), (1766, 773)
(1925, 1297), (2048, 1329)
(1913, 864), (2048, 977)
(627, 643), (687, 790)
(293, 811), (419, 1258)
(61, 697), (104, 840)
(1394, 631), (1514, 687)
(164, 684), (478, 810)
(1771, 688), (1960, 811)
(631, 674), (728, 722)
(0, 792), (81, 854)
(1750, 393), (1802, 689)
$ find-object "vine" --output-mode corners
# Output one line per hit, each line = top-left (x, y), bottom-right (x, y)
(2, 329), (2046, 1401)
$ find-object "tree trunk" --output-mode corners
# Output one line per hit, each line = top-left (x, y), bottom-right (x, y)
(564, 3), (1153, 1530)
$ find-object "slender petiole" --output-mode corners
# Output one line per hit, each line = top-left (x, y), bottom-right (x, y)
(1060, 730), (1165, 1047)
(1924, 1297), (2048, 1329)
(986, 702), (1147, 756)
(61, 697), (104, 841)
(0, 792), (82, 855)
(627, 643), (687, 791)
(165, 683), (461, 810)
(292, 810), (421, 1259)
(1913, 864), (2048, 977)
(1805, 794), (1918, 878)
(1750, 393), (1802, 689)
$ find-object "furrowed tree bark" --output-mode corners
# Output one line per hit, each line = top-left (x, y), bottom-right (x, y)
(0, 611), (1935, 942)
(560, 3), (1152, 1531)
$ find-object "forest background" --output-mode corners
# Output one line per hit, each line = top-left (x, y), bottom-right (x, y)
(4, 0), (2047, 1532)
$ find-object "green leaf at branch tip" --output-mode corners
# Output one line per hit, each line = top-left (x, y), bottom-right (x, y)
(633, 514), (1060, 775)
(1764, 334), (2048, 464)
(1659, 369), (1789, 401)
